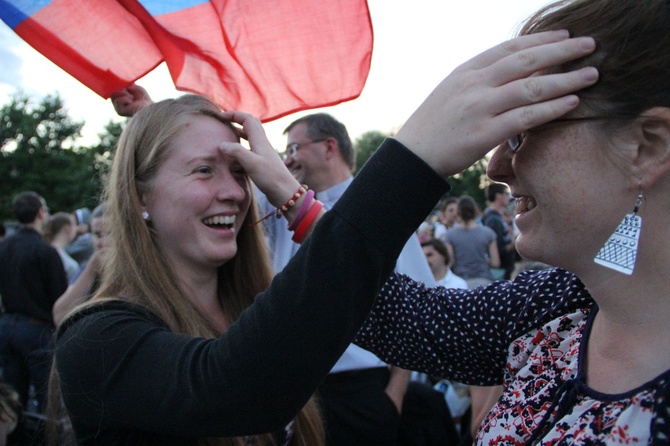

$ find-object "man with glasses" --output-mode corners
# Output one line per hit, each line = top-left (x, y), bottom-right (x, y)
(260, 113), (439, 446)
(0, 191), (68, 443)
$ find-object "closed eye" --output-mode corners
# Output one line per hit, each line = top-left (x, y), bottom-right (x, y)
(194, 165), (213, 175)
(231, 164), (247, 178)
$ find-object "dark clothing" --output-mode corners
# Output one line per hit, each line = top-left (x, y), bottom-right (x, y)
(0, 227), (68, 323)
(0, 313), (54, 410)
(482, 209), (515, 279)
(0, 226), (66, 444)
(398, 382), (460, 446)
(318, 367), (400, 445)
(54, 139), (450, 445)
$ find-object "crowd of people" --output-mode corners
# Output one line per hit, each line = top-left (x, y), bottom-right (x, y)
(1, 0), (669, 444)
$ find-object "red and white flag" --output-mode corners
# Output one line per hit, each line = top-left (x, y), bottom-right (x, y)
(1, 0), (373, 121)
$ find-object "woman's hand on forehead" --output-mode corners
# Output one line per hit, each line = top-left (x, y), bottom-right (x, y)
(395, 30), (598, 178)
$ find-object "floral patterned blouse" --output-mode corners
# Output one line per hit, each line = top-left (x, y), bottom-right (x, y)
(355, 268), (670, 445)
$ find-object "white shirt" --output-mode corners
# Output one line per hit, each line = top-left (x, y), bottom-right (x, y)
(435, 268), (468, 290)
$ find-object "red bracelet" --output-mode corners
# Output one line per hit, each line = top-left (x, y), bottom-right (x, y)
(287, 190), (315, 231)
(252, 184), (308, 225)
(292, 200), (324, 243)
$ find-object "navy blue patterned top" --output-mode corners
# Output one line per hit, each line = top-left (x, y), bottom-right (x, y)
(356, 268), (670, 445)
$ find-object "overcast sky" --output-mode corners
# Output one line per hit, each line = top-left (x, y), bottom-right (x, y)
(0, 0), (552, 150)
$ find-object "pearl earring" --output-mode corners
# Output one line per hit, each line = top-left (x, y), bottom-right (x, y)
(142, 211), (150, 221)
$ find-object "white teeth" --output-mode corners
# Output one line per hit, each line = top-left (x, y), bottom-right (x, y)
(515, 197), (537, 213)
(203, 215), (235, 225)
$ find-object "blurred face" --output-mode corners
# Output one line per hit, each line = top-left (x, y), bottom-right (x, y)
(90, 216), (110, 251)
(487, 117), (633, 272)
(422, 245), (446, 276)
(64, 216), (77, 243)
(495, 191), (511, 207)
(141, 115), (250, 273)
(283, 122), (329, 187)
(441, 202), (458, 227)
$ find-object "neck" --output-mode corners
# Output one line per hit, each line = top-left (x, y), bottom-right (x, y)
(489, 203), (504, 213)
(433, 266), (447, 282)
(24, 221), (42, 235)
(312, 164), (352, 193)
(174, 263), (221, 319)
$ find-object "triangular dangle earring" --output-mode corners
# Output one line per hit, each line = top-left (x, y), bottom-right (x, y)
(594, 190), (643, 275)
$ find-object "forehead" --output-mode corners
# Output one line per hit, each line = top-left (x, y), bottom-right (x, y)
(287, 122), (309, 141)
(166, 115), (238, 160)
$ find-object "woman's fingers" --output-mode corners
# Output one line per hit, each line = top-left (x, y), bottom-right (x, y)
(494, 67), (598, 127)
(219, 111), (300, 205)
(395, 33), (598, 178)
(463, 30), (570, 72)
(486, 37), (596, 92)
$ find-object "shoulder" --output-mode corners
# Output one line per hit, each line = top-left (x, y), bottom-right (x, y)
(56, 300), (167, 343)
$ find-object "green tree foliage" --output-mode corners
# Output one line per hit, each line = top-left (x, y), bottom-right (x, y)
(0, 92), (119, 221)
(447, 158), (489, 209)
(353, 130), (386, 175)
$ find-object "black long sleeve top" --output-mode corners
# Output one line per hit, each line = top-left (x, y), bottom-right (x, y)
(0, 227), (68, 323)
(54, 139), (450, 445)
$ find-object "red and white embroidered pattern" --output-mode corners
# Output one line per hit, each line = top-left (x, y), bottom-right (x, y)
(478, 308), (654, 445)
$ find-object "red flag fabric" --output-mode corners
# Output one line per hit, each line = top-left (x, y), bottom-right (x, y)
(1, 0), (373, 121)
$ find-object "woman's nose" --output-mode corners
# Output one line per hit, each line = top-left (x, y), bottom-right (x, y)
(487, 143), (515, 183)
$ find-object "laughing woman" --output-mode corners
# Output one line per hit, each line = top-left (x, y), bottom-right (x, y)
(356, 0), (670, 444)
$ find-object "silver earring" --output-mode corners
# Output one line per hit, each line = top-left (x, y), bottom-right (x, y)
(142, 211), (150, 221)
(594, 191), (643, 275)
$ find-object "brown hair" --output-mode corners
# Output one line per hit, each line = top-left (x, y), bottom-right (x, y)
(43, 212), (74, 243)
(518, 0), (670, 118)
(421, 238), (451, 265)
(458, 195), (479, 223)
(50, 95), (324, 446)
(284, 113), (356, 171)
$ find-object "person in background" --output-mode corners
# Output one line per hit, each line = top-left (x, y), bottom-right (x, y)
(52, 203), (109, 326)
(44, 212), (80, 282)
(0, 192), (68, 443)
(482, 182), (516, 280)
(421, 239), (467, 290)
(416, 221), (435, 244)
(65, 207), (93, 266)
(445, 196), (500, 289)
(433, 196), (458, 243)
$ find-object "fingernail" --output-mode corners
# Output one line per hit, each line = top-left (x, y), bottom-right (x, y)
(582, 67), (599, 81)
(578, 37), (596, 50)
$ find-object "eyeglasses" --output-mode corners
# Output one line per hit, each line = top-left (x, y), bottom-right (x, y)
(507, 116), (613, 153)
(282, 138), (327, 160)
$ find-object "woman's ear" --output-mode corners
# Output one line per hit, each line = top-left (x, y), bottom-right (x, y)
(634, 107), (670, 189)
